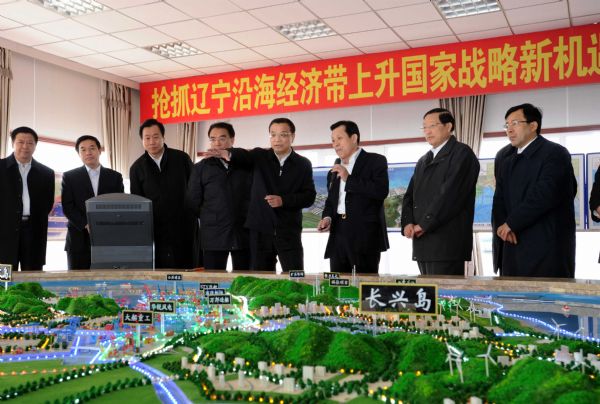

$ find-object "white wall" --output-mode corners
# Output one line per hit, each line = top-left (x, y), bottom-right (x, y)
(10, 53), (102, 142)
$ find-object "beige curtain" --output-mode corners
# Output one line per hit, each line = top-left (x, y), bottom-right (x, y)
(174, 122), (198, 161)
(0, 47), (11, 159)
(101, 80), (131, 174)
(440, 95), (486, 156)
(439, 95), (486, 276)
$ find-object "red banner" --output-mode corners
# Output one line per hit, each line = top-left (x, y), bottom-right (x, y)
(140, 24), (600, 124)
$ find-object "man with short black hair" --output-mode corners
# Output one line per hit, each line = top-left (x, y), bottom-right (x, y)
(492, 103), (577, 277)
(61, 135), (124, 269)
(401, 108), (480, 275)
(0, 126), (54, 271)
(318, 120), (389, 273)
(206, 117), (316, 272)
(130, 118), (195, 269)
(188, 122), (252, 270)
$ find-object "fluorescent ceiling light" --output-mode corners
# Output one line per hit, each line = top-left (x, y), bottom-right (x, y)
(276, 19), (335, 41)
(432, 0), (501, 19)
(146, 42), (201, 59)
(33, 0), (108, 16)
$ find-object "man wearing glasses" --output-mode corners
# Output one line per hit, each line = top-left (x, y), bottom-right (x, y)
(0, 127), (55, 271)
(187, 122), (252, 270)
(492, 103), (576, 278)
(208, 118), (316, 272)
(401, 108), (479, 275)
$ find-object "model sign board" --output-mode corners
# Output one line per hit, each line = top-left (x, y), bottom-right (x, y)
(359, 283), (437, 315)
(122, 310), (154, 325)
(149, 301), (176, 314)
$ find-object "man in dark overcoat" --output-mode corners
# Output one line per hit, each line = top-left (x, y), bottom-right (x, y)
(317, 120), (389, 274)
(401, 108), (480, 275)
(0, 126), (54, 271)
(492, 103), (576, 278)
(187, 122), (252, 270)
(130, 119), (194, 269)
(61, 135), (124, 269)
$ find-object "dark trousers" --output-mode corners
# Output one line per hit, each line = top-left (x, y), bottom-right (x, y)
(417, 260), (465, 276)
(249, 231), (303, 272)
(329, 215), (381, 274)
(18, 220), (42, 271)
(203, 250), (250, 271)
(67, 250), (91, 270)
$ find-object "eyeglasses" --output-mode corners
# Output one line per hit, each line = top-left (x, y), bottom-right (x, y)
(420, 123), (442, 132)
(209, 136), (229, 143)
(270, 132), (292, 138)
(503, 120), (529, 131)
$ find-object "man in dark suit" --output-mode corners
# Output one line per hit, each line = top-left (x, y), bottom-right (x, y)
(130, 119), (195, 269)
(61, 135), (124, 270)
(317, 121), (389, 274)
(188, 122), (252, 270)
(590, 164), (600, 262)
(210, 118), (316, 272)
(492, 103), (576, 278)
(401, 108), (480, 276)
(0, 127), (54, 271)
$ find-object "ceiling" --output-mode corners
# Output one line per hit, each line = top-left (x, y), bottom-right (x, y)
(0, 0), (599, 88)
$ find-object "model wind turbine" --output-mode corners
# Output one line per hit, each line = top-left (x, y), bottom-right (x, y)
(551, 318), (566, 340)
(445, 342), (465, 383)
(449, 297), (463, 315)
(466, 301), (477, 322)
(477, 343), (497, 377)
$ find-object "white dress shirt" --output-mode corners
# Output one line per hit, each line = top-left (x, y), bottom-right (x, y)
(431, 138), (450, 158)
(275, 149), (292, 176)
(517, 136), (538, 154)
(86, 165), (101, 196)
(337, 148), (362, 215)
(151, 151), (164, 171)
(18, 161), (31, 217)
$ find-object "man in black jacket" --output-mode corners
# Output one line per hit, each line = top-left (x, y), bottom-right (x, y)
(317, 121), (389, 274)
(492, 103), (576, 277)
(130, 119), (194, 269)
(61, 135), (124, 269)
(401, 108), (480, 275)
(208, 118), (316, 272)
(0, 127), (54, 271)
(188, 122), (252, 270)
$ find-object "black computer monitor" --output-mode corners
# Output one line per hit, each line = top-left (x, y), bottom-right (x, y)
(86, 193), (154, 269)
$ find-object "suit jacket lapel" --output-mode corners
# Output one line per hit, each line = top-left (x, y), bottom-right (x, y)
(431, 136), (456, 164)
(79, 166), (95, 199)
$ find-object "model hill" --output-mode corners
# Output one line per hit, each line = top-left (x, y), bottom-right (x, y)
(187, 320), (447, 374)
(0, 282), (55, 315)
(56, 295), (120, 318)
(229, 276), (357, 311)
(0, 283), (120, 318)
(187, 319), (600, 403)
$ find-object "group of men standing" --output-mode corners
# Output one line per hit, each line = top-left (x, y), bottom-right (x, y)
(400, 104), (580, 278)
(0, 102), (597, 277)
